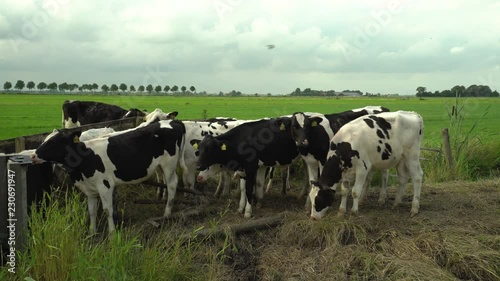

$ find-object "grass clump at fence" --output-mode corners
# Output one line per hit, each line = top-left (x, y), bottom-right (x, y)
(0, 189), (224, 281)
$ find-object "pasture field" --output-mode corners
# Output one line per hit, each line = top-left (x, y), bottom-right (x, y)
(0, 94), (499, 146)
(1, 93), (499, 280)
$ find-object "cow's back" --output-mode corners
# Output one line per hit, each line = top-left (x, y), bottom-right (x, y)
(331, 111), (423, 169)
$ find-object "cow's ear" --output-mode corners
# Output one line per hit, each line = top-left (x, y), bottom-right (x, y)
(309, 117), (322, 127)
(167, 111), (178, 119)
(276, 118), (291, 131)
(70, 131), (82, 144)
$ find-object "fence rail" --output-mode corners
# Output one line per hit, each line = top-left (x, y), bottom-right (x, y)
(0, 116), (143, 154)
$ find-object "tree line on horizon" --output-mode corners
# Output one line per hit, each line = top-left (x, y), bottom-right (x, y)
(2, 79), (499, 97)
(2, 80), (197, 95)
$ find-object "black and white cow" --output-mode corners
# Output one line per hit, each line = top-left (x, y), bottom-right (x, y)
(290, 106), (390, 204)
(309, 111), (424, 220)
(175, 118), (245, 198)
(196, 117), (298, 218)
(31, 120), (186, 234)
(62, 100), (149, 128)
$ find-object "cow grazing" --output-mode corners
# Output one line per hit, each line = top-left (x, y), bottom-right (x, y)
(62, 100), (148, 128)
(31, 120), (186, 234)
(290, 106), (390, 204)
(309, 111), (424, 220)
(196, 117), (298, 218)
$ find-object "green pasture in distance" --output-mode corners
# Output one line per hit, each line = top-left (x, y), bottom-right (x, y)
(0, 94), (498, 147)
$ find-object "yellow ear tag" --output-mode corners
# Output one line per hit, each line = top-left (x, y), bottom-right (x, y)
(221, 144), (227, 151)
(280, 123), (285, 131)
(193, 143), (198, 150)
(311, 121), (318, 127)
(73, 135), (80, 143)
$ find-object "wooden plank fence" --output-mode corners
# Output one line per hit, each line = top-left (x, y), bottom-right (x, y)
(0, 116), (143, 154)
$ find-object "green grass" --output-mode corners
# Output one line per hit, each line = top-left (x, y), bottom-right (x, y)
(1, 94), (499, 145)
(0, 189), (223, 281)
(1, 93), (498, 181)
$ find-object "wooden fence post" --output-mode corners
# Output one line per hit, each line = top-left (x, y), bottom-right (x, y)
(15, 137), (26, 153)
(441, 128), (454, 168)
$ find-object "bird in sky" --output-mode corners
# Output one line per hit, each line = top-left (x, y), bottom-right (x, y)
(266, 44), (275, 50)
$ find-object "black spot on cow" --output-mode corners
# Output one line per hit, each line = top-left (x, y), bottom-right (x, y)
(314, 188), (335, 212)
(381, 149), (391, 160)
(210, 125), (216, 130)
(103, 180), (110, 189)
(385, 143), (392, 153)
(369, 115), (392, 139)
(334, 142), (359, 169)
(330, 142), (337, 151)
(378, 140), (383, 144)
(419, 129), (422, 135)
(377, 146), (381, 153)
(376, 129), (385, 139)
(362, 160), (368, 170)
(363, 118), (374, 128)
(209, 131), (214, 135)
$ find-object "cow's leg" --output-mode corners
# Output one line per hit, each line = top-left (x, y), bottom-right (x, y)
(338, 181), (349, 217)
(281, 165), (290, 195)
(393, 160), (410, 209)
(255, 167), (267, 208)
(97, 187), (116, 235)
(214, 172), (224, 196)
(243, 170), (257, 218)
(265, 167), (274, 193)
(163, 168), (179, 218)
(238, 178), (247, 214)
(359, 170), (374, 205)
(407, 157), (424, 216)
(87, 195), (99, 234)
(303, 160), (320, 211)
(183, 166), (196, 192)
(378, 169), (389, 205)
(221, 170), (232, 197)
(351, 170), (369, 215)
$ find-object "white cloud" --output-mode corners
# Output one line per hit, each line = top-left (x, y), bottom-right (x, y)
(0, 0), (498, 95)
(450, 46), (464, 54)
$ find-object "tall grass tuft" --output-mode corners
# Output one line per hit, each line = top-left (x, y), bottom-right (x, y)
(2, 189), (219, 281)
(423, 93), (498, 181)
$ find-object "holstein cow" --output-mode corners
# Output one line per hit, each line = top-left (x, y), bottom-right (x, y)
(309, 111), (424, 220)
(290, 106), (390, 206)
(62, 100), (148, 128)
(31, 120), (186, 234)
(196, 117), (298, 218)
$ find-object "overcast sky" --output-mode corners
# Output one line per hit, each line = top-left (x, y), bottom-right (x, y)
(1, 0), (498, 95)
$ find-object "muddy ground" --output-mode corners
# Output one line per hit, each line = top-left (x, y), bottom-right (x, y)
(114, 173), (499, 281)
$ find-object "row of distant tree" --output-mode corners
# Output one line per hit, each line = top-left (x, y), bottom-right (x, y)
(416, 85), (499, 97)
(3, 80), (498, 98)
(289, 88), (364, 96)
(2, 80), (196, 94)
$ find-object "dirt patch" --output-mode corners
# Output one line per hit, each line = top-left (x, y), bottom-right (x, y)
(114, 177), (500, 280)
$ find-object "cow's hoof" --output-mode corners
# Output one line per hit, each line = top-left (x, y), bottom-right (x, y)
(410, 210), (419, 217)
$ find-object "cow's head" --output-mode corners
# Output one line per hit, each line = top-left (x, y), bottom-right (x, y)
(309, 180), (336, 220)
(31, 130), (83, 165)
(125, 108), (148, 118)
(197, 164), (223, 182)
(196, 135), (227, 172)
(165, 111), (178, 120)
(290, 112), (322, 147)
